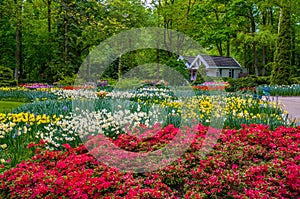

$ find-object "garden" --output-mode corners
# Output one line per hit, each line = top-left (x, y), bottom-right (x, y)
(0, 81), (299, 198)
(1, 0), (300, 197)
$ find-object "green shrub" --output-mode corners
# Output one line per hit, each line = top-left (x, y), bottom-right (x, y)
(0, 66), (17, 87)
(114, 78), (142, 90)
(58, 74), (76, 86)
(256, 76), (270, 85)
(192, 69), (205, 85)
(225, 76), (271, 92)
(291, 77), (300, 84)
(101, 77), (118, 86)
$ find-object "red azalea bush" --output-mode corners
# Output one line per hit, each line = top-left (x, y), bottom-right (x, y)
(0, 142), (178, 199)
(113, 124), (180, 152)
(84, 124), (193, 172)
(1, 124), (300, 198)
(178, 124), (300, 198)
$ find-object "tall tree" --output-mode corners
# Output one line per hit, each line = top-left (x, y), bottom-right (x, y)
(290, 0), (300, 77)
(271, 0), (292, 85)
(14, 0), (24, 80)
(0, 0), (16, 70)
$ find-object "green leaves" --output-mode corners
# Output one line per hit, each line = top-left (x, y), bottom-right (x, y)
(271, 0), (292, 85)
(0, 0), (299, 83)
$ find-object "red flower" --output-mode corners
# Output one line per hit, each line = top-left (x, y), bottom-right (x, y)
(62, 143), (71, 150)
(56, 160), (67, 169)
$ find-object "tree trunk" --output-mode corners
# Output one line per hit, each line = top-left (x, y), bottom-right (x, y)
(15, 0), (23, 80)
(214, 9), (223, 57)
(250, 8), (259, 76)
(244, 44), (248, 68)
(217, 42), (223, 56)
(157, 3), (161, 81)
(262, 46), (266, 76)
(270, 8), (273, 27)
(156, 48), (160, 81)
(245, 44), (252, 72)
(15, 20), (21, 80)
(269, 8), (275, 63)
(253, 42), (259, 76)
(64, 11), (68, 64)
(47, 0), (51, 32)
(226, 39), (230, 57)
(261, 11), (267, 76)
(118, 56), (121, 81)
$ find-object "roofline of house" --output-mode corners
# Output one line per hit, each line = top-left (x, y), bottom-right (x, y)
(232, 57), (242, 67)
(197, 55), (210, 69)
(178, 55), (243, 69)
(207, 66), (242, 69)
(177, 55), (194, 69)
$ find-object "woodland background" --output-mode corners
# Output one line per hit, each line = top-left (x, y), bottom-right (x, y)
(0, 0), (299, 85)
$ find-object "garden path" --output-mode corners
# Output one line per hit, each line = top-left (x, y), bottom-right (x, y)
(277, 96), (300, 125)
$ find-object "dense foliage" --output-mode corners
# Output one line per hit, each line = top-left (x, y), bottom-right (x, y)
(224, 76), (270, 92)
(0, 66), (17, 87)
(271, 1), (293, 85)
(0, 0), (299, 83)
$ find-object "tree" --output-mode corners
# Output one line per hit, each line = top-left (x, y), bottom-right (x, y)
(0, 0), (299, 83)
(270, 0), (292, 85)
(0, 0), (16, 70)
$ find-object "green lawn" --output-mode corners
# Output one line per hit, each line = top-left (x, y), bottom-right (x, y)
(0, 101), (25, 113)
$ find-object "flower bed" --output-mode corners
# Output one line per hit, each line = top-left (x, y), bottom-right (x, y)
(0, 87), (57, 102)
(18, 83), (53, 89)
(0, 83), (299, 198)
(0, 86), (297, 168)
(0, 124), (299, 198)
(257, 84), (300, 96)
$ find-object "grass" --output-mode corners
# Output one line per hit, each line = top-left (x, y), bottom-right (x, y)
(0, 101), (25, 113)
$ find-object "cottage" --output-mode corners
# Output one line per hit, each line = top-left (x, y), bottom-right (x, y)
(178, 54), (247, 81)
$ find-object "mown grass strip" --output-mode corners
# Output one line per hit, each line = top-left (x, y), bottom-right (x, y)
(0, 101), (25, 113)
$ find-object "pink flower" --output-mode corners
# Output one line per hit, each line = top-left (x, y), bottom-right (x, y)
(62, 143), (71, 150)
(231, 164), (238, 170)
(56, 160), (67, 169)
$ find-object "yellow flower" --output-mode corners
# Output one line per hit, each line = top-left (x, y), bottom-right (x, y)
(0, 159), (5, 163)
(1, 144), (7, 149)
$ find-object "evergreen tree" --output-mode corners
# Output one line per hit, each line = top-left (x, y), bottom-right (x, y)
(270, 0), (292, 85)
